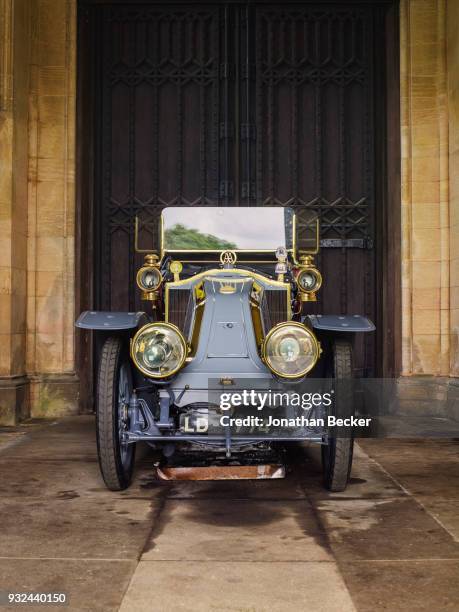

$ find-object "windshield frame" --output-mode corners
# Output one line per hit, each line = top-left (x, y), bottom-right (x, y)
(135, 208), (319, 263)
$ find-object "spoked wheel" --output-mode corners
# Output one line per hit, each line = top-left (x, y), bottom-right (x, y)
(322, 339), (354, 492)
(96, 336), (136, 490)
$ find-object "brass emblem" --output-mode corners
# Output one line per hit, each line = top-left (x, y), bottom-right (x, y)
(170, 261), (182, 274)
(220, 250), (237, 266)
(170, 260), (183, 281)
(219, 282), (236, 294)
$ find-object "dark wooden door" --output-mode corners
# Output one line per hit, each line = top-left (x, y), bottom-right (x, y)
(82, 1), (390, 377)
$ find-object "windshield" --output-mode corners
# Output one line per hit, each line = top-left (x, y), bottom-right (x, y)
(162, 207), (294, 252)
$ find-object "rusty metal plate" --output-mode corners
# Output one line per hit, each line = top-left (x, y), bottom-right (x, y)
(156, 464), (285, 481)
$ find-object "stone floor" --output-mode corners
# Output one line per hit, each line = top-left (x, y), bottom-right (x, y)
(0, 417), (458, 611)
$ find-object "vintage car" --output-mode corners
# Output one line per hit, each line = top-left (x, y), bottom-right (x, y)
(76, 207), (375, 491)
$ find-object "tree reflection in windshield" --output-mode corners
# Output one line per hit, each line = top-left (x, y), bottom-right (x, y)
(165, 223), (237, 250)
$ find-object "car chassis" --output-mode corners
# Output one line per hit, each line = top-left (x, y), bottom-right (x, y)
(76, 207), (375, 491)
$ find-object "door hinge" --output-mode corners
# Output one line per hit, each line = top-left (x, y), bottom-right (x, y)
(220, 122), (234, 139)
(320, 237), (374, 249)
(241, 123), (256, 140)
(219, 180), (234, 198)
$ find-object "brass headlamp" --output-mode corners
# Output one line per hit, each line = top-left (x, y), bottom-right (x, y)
(296, 255), (322, 302)
(136, 254), (162, 301)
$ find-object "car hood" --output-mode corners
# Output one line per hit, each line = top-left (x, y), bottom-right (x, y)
(168, 271), (289, 403)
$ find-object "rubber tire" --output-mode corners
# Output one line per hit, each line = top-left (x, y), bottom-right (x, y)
(322, 340), (354, 492)
(96, 336), (136, 490)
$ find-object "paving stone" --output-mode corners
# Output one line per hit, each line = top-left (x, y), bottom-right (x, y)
(0, 495), (158, 560)
(315, 495), (459, 560)
(1, 417), (459, 612)
(142, 499), (331, 562)
(120, 561), (356, 612)
(0, 559), (136, 612)
(340, 560), (459, 611)
(415, 498), (459, 542)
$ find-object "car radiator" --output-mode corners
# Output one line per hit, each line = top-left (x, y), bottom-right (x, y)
(261, 288), (289, 330)
(166, 287), (194, 338)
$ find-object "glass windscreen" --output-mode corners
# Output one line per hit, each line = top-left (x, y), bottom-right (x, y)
(162, 207), (294, 252)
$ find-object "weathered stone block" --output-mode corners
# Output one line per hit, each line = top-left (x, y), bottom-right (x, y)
(412, 287), (441, 310)
(35, 332), (63, 372)
(413, 309), (440, 335)
(412, 334), (442, 374)
(36, 294), (64, 336)
(412, 157), (440, 182)
(0, 376), (30, 425)
(411, 227), (442, 261)
(412, 202), (441, 229)
(36, 236), (65, 272)
(29, 373), (79, 418)
(36, 180), (65, 236)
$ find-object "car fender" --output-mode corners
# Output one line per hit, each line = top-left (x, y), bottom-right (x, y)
(75, 311), (149, 331)
(304, 314), (375, 333)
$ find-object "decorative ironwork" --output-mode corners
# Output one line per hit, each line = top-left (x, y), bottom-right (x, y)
(254, 6), (374, 242)
(99, 5), (222, 311)
(92, 2), (379, 375)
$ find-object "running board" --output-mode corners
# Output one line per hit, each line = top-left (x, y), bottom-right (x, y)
(156, 464), (285, 481)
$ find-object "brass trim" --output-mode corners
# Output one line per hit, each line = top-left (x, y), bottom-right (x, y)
(292, 216), (320, 263)
(189, 298), (205, 357)
(166, 267), (290, 289)
(137, 210), (319, 263)
(249, 281), (265, 347)
(144, 253), (159, 266)
(165, 268), (292, 324)
(169, 260), (183, 281)
(130, 322), (188, 379)
(299, 292), (317, 303)
(220, 250), (237, 266)
(163, 249), (296, 255)
(141, 290), (160, 302)
(261, 322), (321, 379)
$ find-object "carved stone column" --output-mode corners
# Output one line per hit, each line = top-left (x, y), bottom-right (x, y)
(0, 0), (32, 424)
(26, 0), (78, 418)
(0, 0), (78, 424)
(400, 0), (451, 376)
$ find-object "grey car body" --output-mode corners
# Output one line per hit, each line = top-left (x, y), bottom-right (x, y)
(76, 206), (375, 491)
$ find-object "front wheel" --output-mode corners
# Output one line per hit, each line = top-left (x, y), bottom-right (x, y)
(96, 336), (136, 490)
(322, 340), (354, 492)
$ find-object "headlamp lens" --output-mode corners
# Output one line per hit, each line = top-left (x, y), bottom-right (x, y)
(132, 324), (186, 378)
(264, 323), (319, 378)
(278, 336), (300, 362)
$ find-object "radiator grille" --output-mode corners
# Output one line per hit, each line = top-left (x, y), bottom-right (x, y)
(262, 289), (288, 331)
(167, 287), (193, 337)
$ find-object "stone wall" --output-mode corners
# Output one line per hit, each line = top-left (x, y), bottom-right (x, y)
(26, 0), (78, 417)
(0, 0), (77, 424)
(0, 0), (458, 424)
(447, 0), (459, 376)
(400, 0), (458, 376)
(0, 0), (33, 423)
